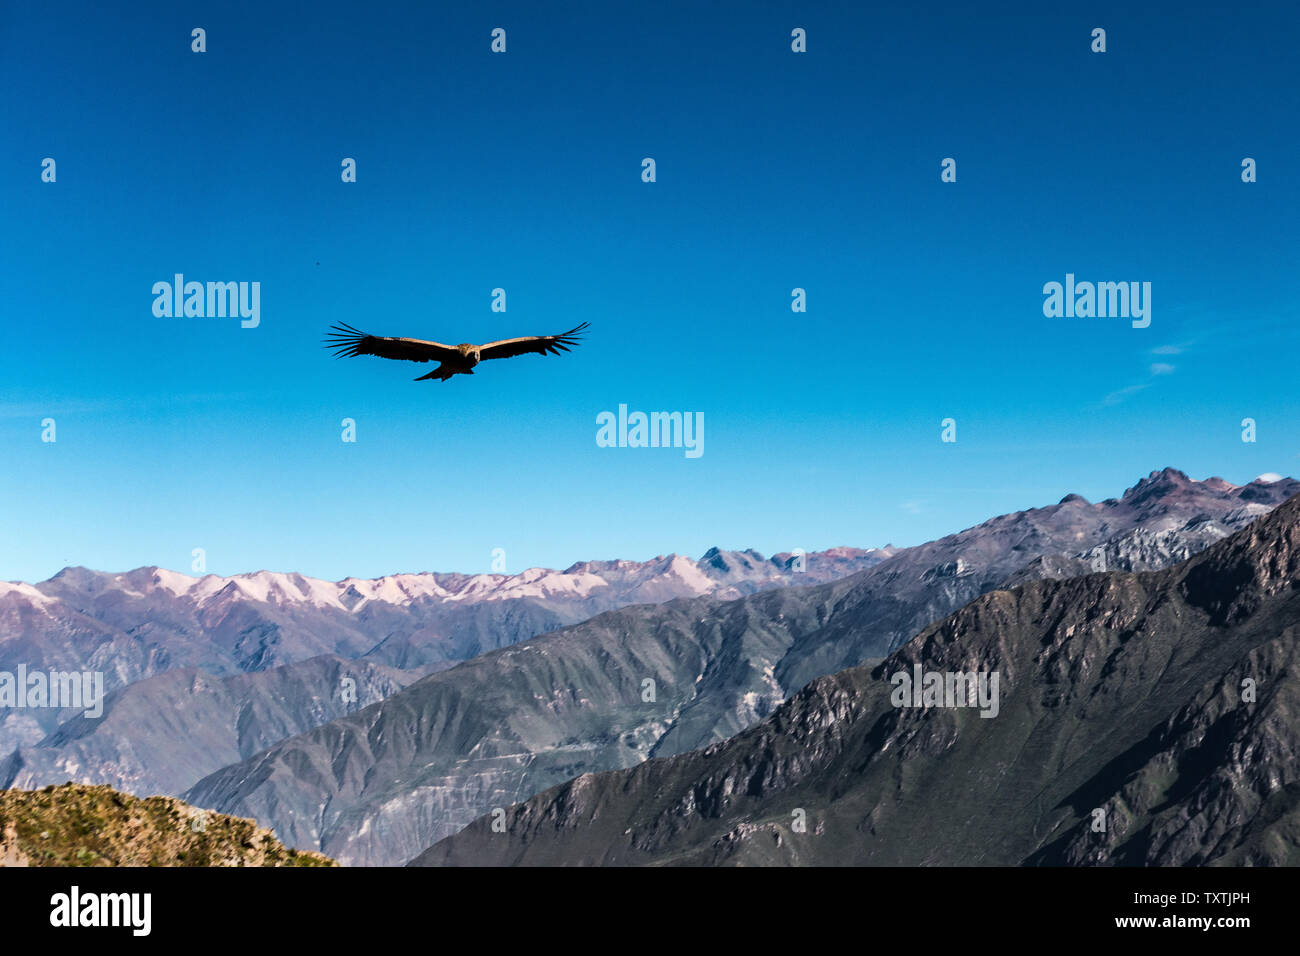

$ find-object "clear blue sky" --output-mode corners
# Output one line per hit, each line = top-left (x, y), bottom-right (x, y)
(2, 1), (1298, 582)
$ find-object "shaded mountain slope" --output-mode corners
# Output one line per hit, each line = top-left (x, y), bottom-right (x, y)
(0, 655), (417, 796)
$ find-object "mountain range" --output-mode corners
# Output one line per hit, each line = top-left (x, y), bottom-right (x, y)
(0, 544), (886, 759)
(4, 468), (1293, 866)
(415, 483), (1300, 866)
(182, 469), (1299, 865)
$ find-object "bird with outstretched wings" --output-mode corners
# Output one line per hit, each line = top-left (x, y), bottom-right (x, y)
(323, 321), (589, 381)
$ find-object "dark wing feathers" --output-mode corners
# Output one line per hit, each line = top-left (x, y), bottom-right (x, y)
(478, 322), (590, 361)
(322, 323), (459, 363)
(323, 321), (590, 369)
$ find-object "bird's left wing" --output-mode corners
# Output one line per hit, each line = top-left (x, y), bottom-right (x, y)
(478, 322), (590, 361)
(323, 323), (461, 363)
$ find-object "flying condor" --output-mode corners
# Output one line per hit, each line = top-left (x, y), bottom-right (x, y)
(323, 322), (589, 381)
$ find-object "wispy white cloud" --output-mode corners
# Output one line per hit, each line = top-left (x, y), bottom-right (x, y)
(1102, 383), (1150, 406)
(1098, 354), (1176, 406)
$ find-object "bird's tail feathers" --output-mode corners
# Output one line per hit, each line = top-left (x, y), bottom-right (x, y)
(414, 365), (456, 382)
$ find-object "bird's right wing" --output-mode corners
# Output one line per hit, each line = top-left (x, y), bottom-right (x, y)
(478, 322), (590, 361)
(323, 323), (461, 363)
